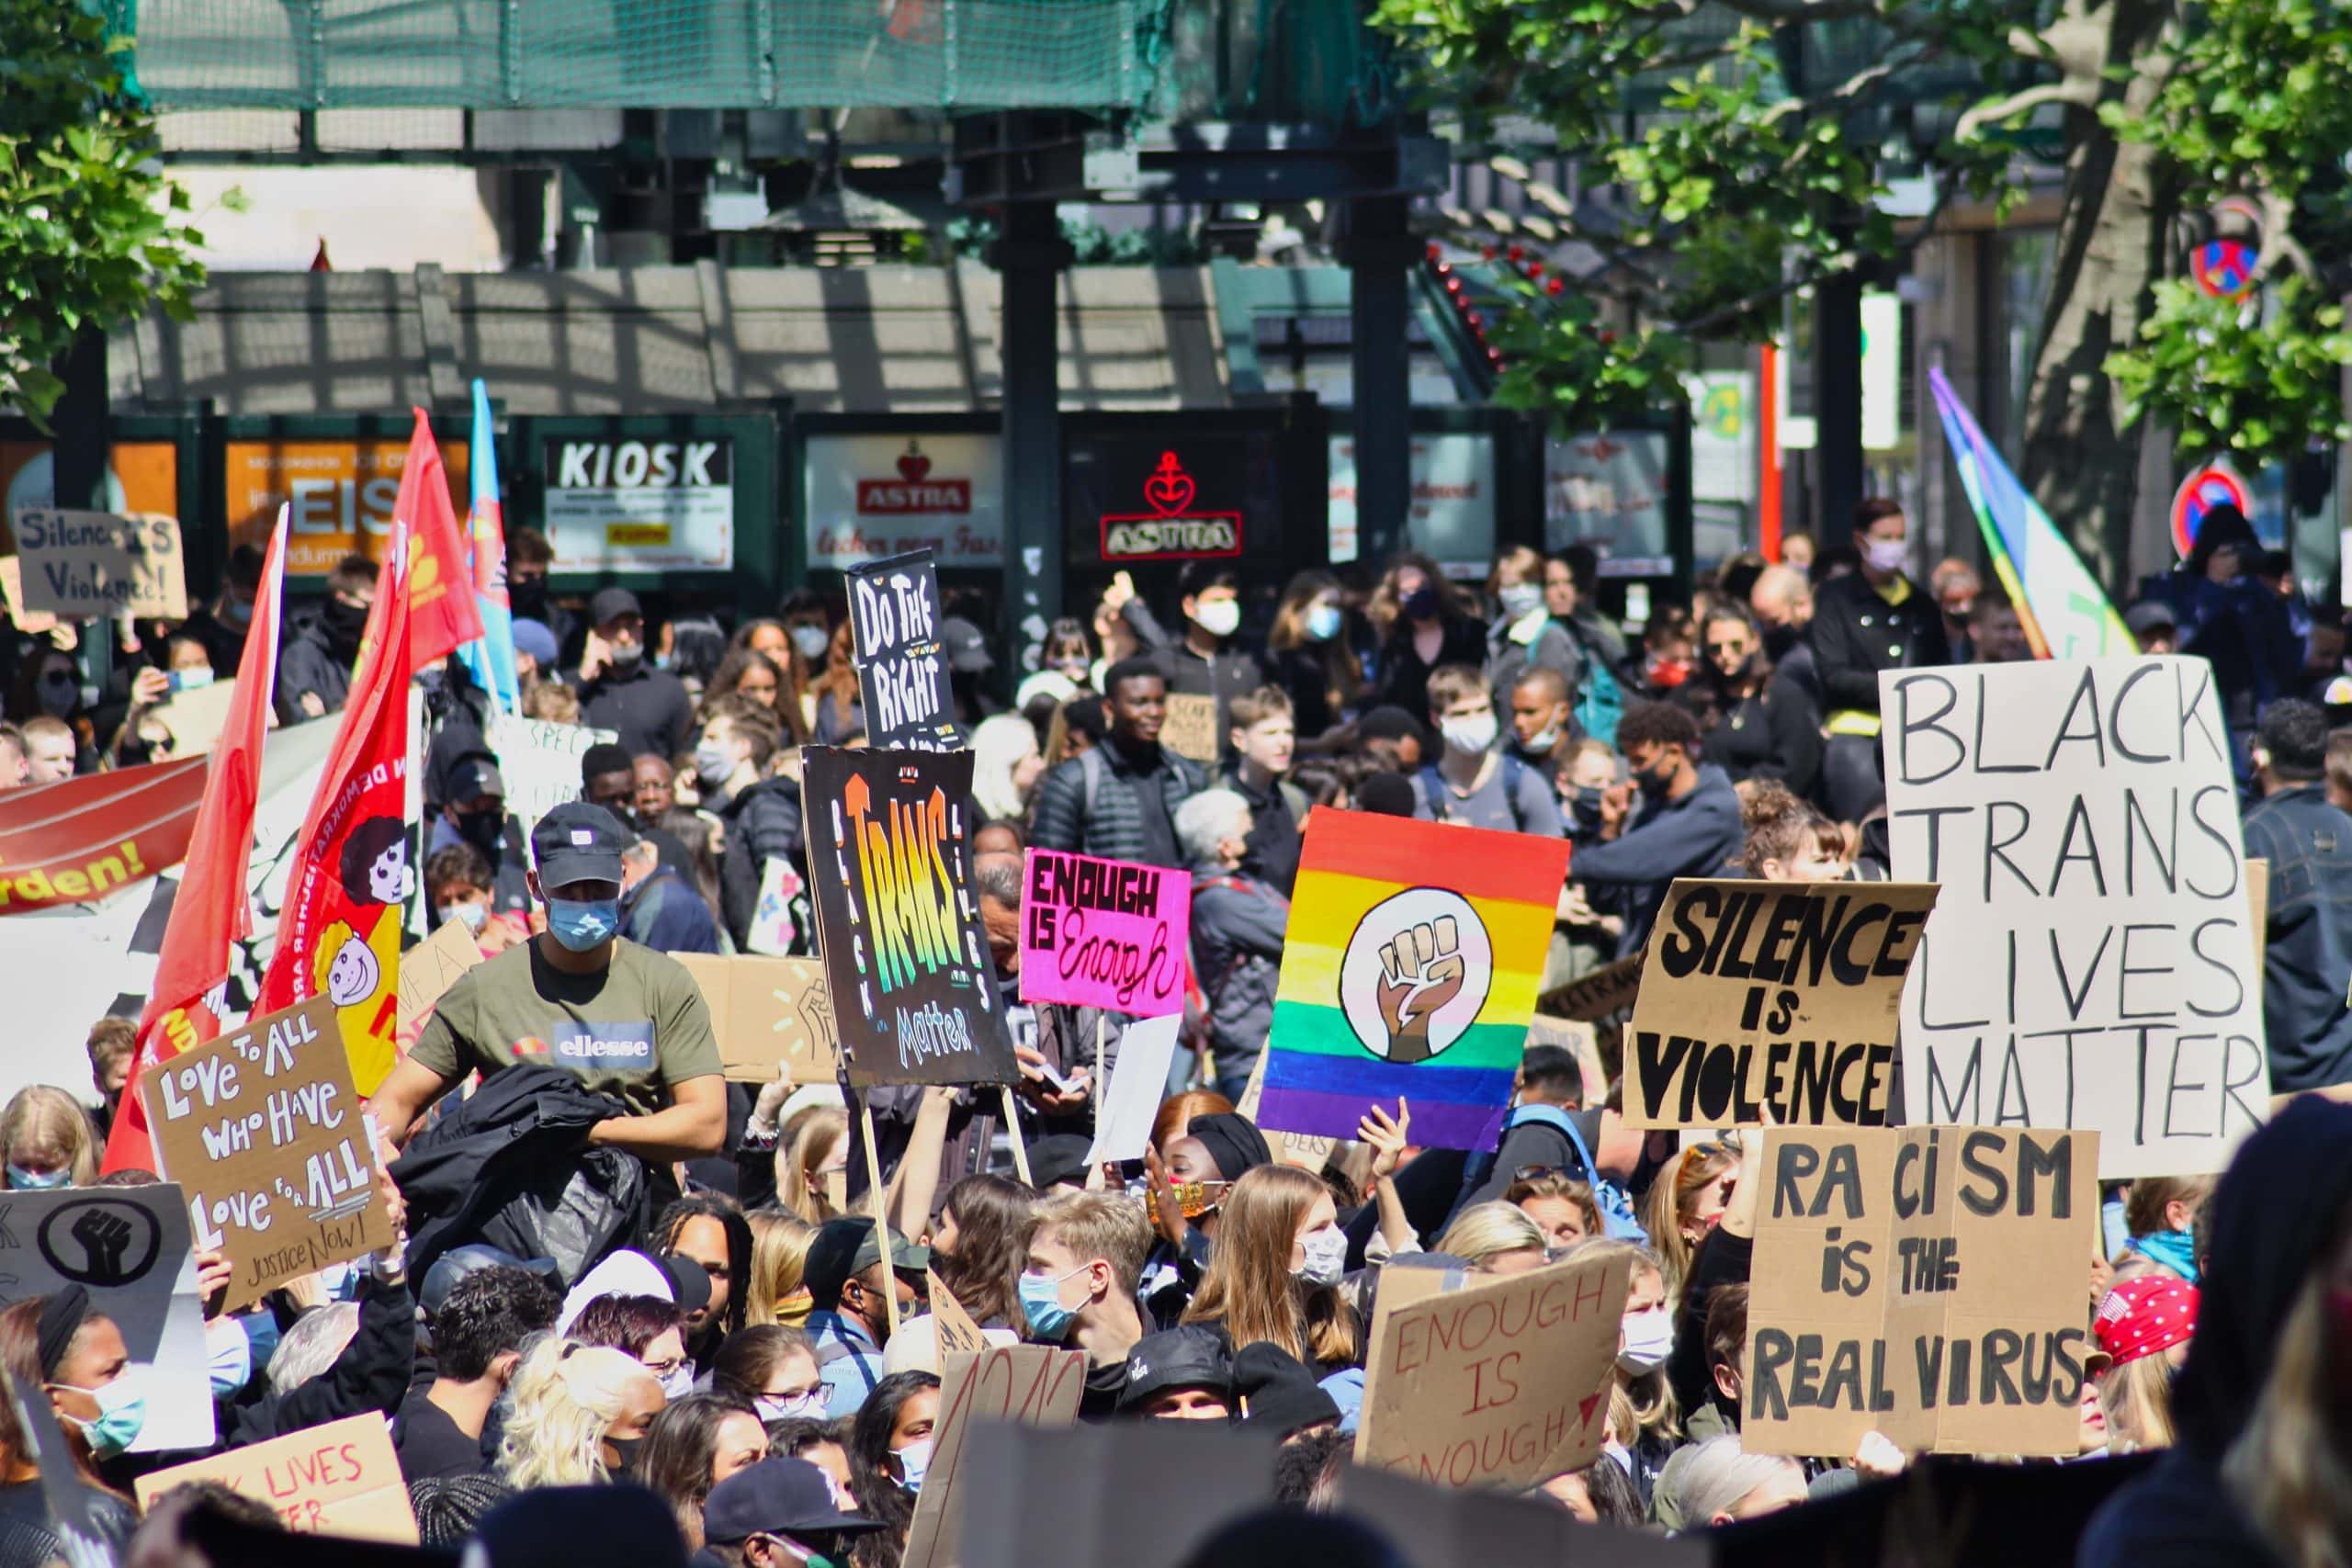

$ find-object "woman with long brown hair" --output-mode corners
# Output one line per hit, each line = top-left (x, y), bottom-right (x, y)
(928, 1175), (1035, 1329)
(707, 646), (811, 746)
(1643, 1142), (1742, 1306)
(1684, 605), (1820, 798)
(1369, 552), (1487, 721)
(1180, 1165), (1360, 1370)
(1264, 570), (1369, 741)
(809, 620), (864, 744)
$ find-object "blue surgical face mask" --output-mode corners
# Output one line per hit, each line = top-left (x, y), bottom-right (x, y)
(1306, 604), (1342, 643)
(206, 1319), (253, 1398)
(54, 1372), (145, 1458)
(791, 625), (831, 662)
(1018, 1266), (1088, 1340)
(548, 897), (620, 952)
(6, 1164), (69, 1190)
(1498, 583), (1544, 621)
(893, 1435), (933, 1495)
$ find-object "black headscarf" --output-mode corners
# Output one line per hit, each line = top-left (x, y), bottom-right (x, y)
(1187, 1113), (1272, 1182)
(35, 1285), (91, 1380)
(2171, 1096), (2352, 1459)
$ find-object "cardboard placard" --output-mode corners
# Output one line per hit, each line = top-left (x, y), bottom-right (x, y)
(1537, 950), (1645, 1022)
(1881, 658), (2269, 1176)
(959, 1421), (1281, 1568)
(1743, 1124), (2099, 1459)
(144, 676), (239, 759)
(901, 1344), (1088, 1568)
(926, 1270), (988, 1356)
(1018, 848), (1191, 1017)
(848, 549), (960, 751)
(2245, 856), (2267, 972)
(136, 1412), (418, 1541)
(1086, 1012), (1184, 1164)
(1354, 1247), (1630, 1488)
(1624, 879), (1939, 1129)
(485, 713), (617, 839)
(0, 1184), (215, 1452)
(671, 953), (840, 1084)
(1159, 694), (1218, 764)
(9, 508), (187, 619)
(141, 997), (396, 1314)
(1524, 1014), (1607, 1106)
(802, 746), (1017, 1087)
(395, 916), (481, 1049)
(0, 557), (59, 634)
(745, 855), (805, 956)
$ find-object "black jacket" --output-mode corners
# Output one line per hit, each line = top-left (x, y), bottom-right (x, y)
(390, 1065), (647, 1286)
(1807, 572), (1951, 717)
(579, 660), (695, 760)
(220, 1274), (417, 1446)
(716, 774), (807, 951)
(276, 614), (357, 722)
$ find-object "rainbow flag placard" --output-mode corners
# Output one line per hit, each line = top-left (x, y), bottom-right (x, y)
(1257, 807), (1573, 1152)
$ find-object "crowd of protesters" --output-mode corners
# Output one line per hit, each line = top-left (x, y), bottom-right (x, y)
(3, 498), (2350, 1568)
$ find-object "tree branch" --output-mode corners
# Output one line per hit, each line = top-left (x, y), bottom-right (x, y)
(1953, 77), (2098, 142)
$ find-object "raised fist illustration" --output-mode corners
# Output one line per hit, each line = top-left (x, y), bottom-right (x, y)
(73, 1208), (135, 1286)
(1375, 917), (1465, 1063)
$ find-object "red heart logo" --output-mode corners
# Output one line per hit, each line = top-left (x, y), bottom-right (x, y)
(898, 448), (932, 484)
(1142, 452), (1195, 516)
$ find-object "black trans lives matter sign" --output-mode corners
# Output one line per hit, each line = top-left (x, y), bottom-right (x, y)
(801, 746), (1016, 1087)
(847, 549), (961, 751)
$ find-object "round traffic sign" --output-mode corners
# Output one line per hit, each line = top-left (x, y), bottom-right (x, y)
(2171, 465), (2249, 558)
(2192, 239), (2258, 301)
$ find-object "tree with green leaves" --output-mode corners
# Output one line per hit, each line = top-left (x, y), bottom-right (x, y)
(0, 0), (215, 425)
(1370, 0), (2352, 577)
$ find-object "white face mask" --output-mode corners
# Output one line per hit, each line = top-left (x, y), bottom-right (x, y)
(1862, 536), (1908, 574)
(1193, 599), (1241, 639)
(1620, 1305), (1674, 1372)
(1441, 712), (1498, 756)
(1295, 1225), (1348, 1286)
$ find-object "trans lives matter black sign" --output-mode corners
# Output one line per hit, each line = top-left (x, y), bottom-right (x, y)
(801, 746), (1016, 1086)
(848, 549), (960, 751)
(1881, 657), (2268, 1177)
(1624, 879), (1937, 1129)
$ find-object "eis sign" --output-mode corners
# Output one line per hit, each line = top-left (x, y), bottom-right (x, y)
(1099, 451), (1243, 562)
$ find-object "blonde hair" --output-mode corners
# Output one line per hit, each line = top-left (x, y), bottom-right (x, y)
(1644, 1143), (1739, 1304)
(744, 1210), (817, 1326)
(1574, 1237), (1680, 1443)
(499, 1340), (658, 1488)
(1027, 1190), (1153, 1298)
(777, 1106), (847, 1224)
(521, 682), (582, 724)
(0, 1087), (98, 1187)
(2097, 1353), (2178, 1452)
(1182, 1166), (1358, 1367)
(1504, 1173), (1604, 1242)
(2224, 1280), (2352, 1567)
(1434, 1202), (1549, 1272)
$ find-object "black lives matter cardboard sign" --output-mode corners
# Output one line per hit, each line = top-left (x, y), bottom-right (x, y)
(1625, 879), (1938, 1128)
(847, 549), (960, 751)
(1881, 658), (2269, 1176)
(1744, 1124), (2098, 1459)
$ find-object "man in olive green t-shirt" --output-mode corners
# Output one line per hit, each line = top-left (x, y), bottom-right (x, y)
(370, 801), (726, 1163)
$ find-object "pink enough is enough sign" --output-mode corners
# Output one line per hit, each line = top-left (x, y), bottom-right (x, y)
(1018, 848), (1191, 1017)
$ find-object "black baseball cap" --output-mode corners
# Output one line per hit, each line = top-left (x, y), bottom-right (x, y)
(1116, 1325), (1234, 1416)
(419, 1244), (561, 1318)
(590, 587), (643, 626)
(656, 1253), (714, 1320)
(804, 1217), (930, 1303)
(447, 755), (507, 807)
(939, 616), (994, 674)
(1025, 1134), (1093, 1191)
(703, 1458), (881, 1546)
(531, 800), (628, 888)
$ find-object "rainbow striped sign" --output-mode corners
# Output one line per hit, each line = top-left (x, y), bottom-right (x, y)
(1256, 807), (1572, 1152)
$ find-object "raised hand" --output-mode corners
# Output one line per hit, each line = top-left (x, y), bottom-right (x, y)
(1375, 918), (1465, 1063)
(1357, 1099), (1412, 1181)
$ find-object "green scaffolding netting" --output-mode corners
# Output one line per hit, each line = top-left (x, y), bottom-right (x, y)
(103, 0), (1164, 110)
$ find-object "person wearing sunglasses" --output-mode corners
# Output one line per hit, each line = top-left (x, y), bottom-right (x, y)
(1681, 606), (1822, 801)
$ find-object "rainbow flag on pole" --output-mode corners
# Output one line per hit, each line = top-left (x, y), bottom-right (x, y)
(1928, 367), (2133, 660)
(1256, 807), (1572, 1152)
(456, 378), (520, 711)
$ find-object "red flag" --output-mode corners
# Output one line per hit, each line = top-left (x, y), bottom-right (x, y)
(310, 238), (332, 272)
(253, 513), (414, 1098)
(396, 410), (485, 670)
(103, 511), (292, 1174)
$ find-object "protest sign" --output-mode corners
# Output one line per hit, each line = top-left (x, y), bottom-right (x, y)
(1538, 949), (1644, 1022)
(671, 953), (840, 1084)
(149, 676), (239, 758)
(0, 1184), (213, 1451)
(1087, 1012), (1185, 1164)
(1019, 848), (1191, 1017)
(1881, 658), (2269, 1176)
(8, 509), (187, 619)
(927, 1270), (988, 1356)
(1259, 807), (1570, 1151)
(487, 713), (616, 839)
(901, 1344), (1088, 1568)
(0, 753), (208, 916)
(1624, 879), (1938, 1129)
(847, 548), (960, 751)
(135, 1412), (418, 1541)
(395, 917), (481, 1051)
(802, 747), (1017, 1087)
(0, 558), (57, 634)
(1348, 1462), (1710, 1568)
(6, 1371), (114, 1568)
(1354, 1247), (1629, 1487)
(141, 997), (396, 1313)
(1524, 1014), (1608, 1105)
(1159, 694), (1218, 764)
(744, 856), (806, 956)
(1743, 1124), (2099, 1459)
(961, 1421), (1281, 1568)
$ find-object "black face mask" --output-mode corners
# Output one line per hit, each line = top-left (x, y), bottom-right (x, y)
(450, 807), (504, 857)
(509, 575), (548, 620)
(1402, 586), (1440, 621)
(1760, 620), (1802, 662)
(1570, 785), (1606, 831)
(321, 597), (370, 655)
(1637, 758), (1679, 799)
(606, 1436), (643, 1475)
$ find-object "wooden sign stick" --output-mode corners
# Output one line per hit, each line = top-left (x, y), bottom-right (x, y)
(856, 1093), (902, 1339)
(1001, 1087), (1034, 1185)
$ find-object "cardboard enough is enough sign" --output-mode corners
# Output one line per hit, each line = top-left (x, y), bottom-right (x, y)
(1625, 879), (1938, 1129)
(141, 997), (395, 1313)
(1742, 1123), (2099, 1459)
(1018, 848), (1191, 1017)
